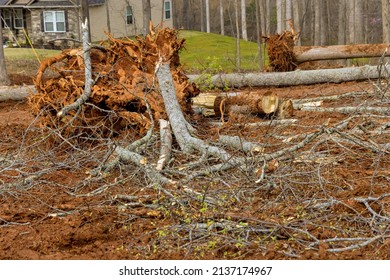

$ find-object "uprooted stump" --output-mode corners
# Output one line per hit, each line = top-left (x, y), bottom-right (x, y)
(264, 31), (297, 72)
(29, 27), (200, 137)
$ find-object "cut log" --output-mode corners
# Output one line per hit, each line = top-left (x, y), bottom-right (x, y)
(277, 99), (294, 119)
(189, 65), (390, 88)
(213, 91), (279, 117)
(294, 44), (390, 63)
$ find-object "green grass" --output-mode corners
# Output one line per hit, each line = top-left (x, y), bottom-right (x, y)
(3, 31), (265, 75)
(179, 30), (266, 73)
(4, 47), (60, 61)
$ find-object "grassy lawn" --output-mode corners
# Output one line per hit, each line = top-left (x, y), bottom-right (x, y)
(4, 47), (61, 81)
(179, 30), (266, 73)
(4, 47), (60, 61)
(3, 31), (266, 78)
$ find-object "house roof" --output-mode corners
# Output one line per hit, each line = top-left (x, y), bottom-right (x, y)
(0, 0), (105, 8)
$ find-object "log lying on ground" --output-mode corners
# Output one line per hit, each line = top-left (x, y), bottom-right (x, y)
(294, 44), (390, 63)
(189, 65), (390, 88)
(214, 91), (279, 117)
(0, 86), (35, 102)
(192, 92), (293, 119)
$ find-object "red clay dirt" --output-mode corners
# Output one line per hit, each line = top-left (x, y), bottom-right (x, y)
(0, 74), (389, 260)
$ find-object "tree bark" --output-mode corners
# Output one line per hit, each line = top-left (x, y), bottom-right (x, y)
(382, 0), (390, 43)
(314, 0), (321, 45)
(276, 0), (283, 33)
(156, 61), (239, 168)
(213, 91), (279, 117)
(143, 0), (152, 35)
(189, 64), (390, 88)
(294, 43), (390, 63)
(220, 0), (225, 35)
(241, 0), (248, 40)
(354, 0), (364, 44)
(81, 0), (91, 42)
(347, 0), (355, 44)
(0, 14), (10, 86)
(292, 0), (301, 45)
(205, 0), (210, 33)
(338, 0), (346, 45)
(57, 19), (93, 118)
(235, 0), (241, 69)
(255, 0), (263, 70)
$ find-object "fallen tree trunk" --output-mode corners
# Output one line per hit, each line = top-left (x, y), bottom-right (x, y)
(189, 65), (390, 88)
(193, 92), (293, 119)
(0, 86), (35, 102)
(294, 44), (390, 63)
(213, 91), (279, 117)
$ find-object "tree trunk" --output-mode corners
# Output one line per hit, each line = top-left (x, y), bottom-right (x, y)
(205, 0), (210, 33)
(200, 0), (205, 32)
(182, 0), (189, 29)
(81, 0), (91, 42)
(105, 0), (111, 33)
(276, 0), (283, 33)
(255, 0), (263, 70)
(213, 91), (279, 117)
(294, 43), (390, 63)
(0, 15), (10, 86)
(220, 0), (225, 35)
(143, 0), (152, 35)
(338, 0), (346, 45)
(189, 64), (390, 87)
(354, 0), (364, 44)
(314, 0), (321, 45)
(292, 0), (301, 45)
(382, 0), (390, 43)
(347, 0), (355, 44)
(265, 0), (271, 34)
(241, 0), (248, 40)
(235, 0), (241, 69)
(285, 0), (292, 29)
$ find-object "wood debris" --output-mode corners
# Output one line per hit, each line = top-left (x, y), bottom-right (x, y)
(29, 27), (200, 137)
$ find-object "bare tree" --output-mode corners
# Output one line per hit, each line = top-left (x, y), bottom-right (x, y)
(205, 0), (210, 33)
(338, 0), (347, 45)
(241, 0), (248, 40)
(313, 0), (321, 45)
(255, 0), (263, 70)
(235, 0), (241, 68)
(81, 0), (91, 42)
(220, 0), (225, 35)
(200, 0), (205, 32)
(354, 0), (364, 44)
(0, 13), (10, 86)
(292, 0), (301, 45)
(347, 0), (355, 44)
(276, 0), (283, 33)
(382, 0), (390, 43)
(285, 0), (292, 19)
(143, 0), (152, 35)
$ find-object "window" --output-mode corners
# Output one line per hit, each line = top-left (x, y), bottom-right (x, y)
(164, 0), (171, 20)
(126, 5), (133, 25)
(14, 9), (24, 29)
(43, 11), (65, 32)
(2, 10), (12, 29)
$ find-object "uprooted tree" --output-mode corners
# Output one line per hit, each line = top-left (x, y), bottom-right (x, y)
(26, 23), (390, 256)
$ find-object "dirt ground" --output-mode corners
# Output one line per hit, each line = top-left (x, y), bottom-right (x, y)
(0, 72), (389, 260)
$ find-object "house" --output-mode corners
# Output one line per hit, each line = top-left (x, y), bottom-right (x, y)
(0, 0), (173, 48)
